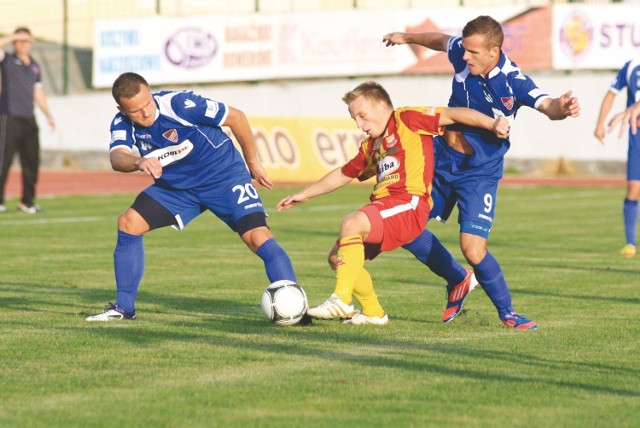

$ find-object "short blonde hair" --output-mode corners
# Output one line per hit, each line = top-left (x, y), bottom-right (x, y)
(342, 81), (393, 109)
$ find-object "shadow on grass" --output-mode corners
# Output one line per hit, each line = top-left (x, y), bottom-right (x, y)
(4, 281), (639, 400)
(70, 300), (640, 400)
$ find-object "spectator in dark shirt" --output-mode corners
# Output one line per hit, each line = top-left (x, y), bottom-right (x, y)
(0, 26), (55, 214)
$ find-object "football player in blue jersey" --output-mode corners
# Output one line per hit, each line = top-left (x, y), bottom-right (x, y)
(86, 72), (297, 321)
(383, 15), (580, 330)
(595, 59), (640, 257)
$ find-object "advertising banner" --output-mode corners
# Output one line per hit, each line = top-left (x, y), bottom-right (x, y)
(391, 6), (552, 72)
(93, 6), (547, 88)
(93, 11), (397, 88)
(553, 4), (640, 70)
(246, 117), (365, 183)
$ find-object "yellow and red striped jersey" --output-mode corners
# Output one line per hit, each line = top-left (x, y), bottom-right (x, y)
(341, 106), (444, 202)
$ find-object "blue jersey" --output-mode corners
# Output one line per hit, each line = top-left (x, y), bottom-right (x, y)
(109, 90), (247, 190)
(610, 60), (640, 180)
(445, 36), (550, 166)
(609, 59), (640, 107)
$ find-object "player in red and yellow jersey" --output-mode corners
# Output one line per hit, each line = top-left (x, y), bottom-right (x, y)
(277, 81), (509, 325)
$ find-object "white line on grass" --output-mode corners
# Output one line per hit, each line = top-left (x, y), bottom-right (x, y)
(0, 216), (110, 226)
(500, 190), (607, 201)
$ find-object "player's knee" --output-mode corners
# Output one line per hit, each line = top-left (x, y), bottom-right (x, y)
(339, 211), (369, 238)
(242, 226), (273, 253)
(461, 247), (486, 265)
(117, 209), (149, 235)
(460, 237), (488, 265)
(626, 181), (640, 199)
(459, 226), (489, 265)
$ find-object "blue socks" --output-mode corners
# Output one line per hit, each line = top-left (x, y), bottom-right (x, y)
(256, 238), (297, 283)
(403, 230), (466, 286)
(405, 231), (517, 316)
(623, 198), (638, 246)
(112, 234), (295, 313)
(472, 251), (514, 316)
(114, 230), (145, 314)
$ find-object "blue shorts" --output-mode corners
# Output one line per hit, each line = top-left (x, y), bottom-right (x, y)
(142, 164), (266, 232)
(627, 132), (640, 181)
(429, 137), (503, 239)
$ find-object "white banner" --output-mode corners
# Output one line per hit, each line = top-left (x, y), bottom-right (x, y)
(553, 4), (640, 70)
(92, 7), (534, 88)
(92, 11), (401, 88)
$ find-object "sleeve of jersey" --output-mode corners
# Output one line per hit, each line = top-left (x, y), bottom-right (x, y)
(447, 37), (466, 72)
(177, 91), (229, 127)
(341, 140), (374, 181)
(109, 114), (134, 152)
(512, 75), (550, 110)
(398, 107), (444, 136)
(610, 61), (631, 93)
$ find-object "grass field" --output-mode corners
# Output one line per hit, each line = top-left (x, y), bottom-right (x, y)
(1, 184), (639, 427)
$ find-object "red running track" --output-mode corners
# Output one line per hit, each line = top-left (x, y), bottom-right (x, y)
(3, 170), (626, 198)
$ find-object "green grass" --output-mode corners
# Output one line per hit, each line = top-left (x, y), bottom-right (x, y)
(1, 185), (639, 427)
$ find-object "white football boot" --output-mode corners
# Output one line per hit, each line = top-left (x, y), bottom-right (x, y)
(343, 311), (389, 325)
(307, 293), (354, 319)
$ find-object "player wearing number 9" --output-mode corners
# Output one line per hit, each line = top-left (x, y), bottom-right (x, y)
(86, 72), (297, 321)
(384, 15), (580, 330)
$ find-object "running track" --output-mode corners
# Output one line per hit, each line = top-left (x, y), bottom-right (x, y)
(3, 170), (626, 198)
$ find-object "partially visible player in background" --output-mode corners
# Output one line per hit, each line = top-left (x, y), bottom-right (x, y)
(609, 100), (640, 136)
(595, 60), (640, 257)
(86, 72), (297, 321)
(277, 81), (509, 325)
(383, 15), (580, 330)
(0, 26), (55, 214)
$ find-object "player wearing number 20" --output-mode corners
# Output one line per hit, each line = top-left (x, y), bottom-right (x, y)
(86, 72), (297, 321)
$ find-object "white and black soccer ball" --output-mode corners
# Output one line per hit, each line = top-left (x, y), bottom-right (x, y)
(261, 280), (308, 326)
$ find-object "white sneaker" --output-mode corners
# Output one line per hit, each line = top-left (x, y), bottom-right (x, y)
(0, 204), (6, 213)
(343, 311), (389, 325)
(307, 293), (354, 319)
(18, 202), (42, 214)
(86, 303), (136, 321)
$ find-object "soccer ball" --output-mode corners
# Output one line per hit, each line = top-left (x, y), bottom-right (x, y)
(261, 280), (308, 326)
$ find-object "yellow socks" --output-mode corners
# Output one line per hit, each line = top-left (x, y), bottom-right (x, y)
(352, 268), (386, 318)
(333, 234), (386, 317)
(334, 235), (365, 304)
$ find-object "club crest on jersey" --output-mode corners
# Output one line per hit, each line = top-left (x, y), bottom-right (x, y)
(501, 96), (514, 110)
(163, 129), (179, 143)
(384, 134), (398, 148)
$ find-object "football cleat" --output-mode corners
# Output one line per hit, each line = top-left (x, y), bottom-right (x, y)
(307, 293), (354, 319)
(620, 244), (636, 257)
(86, 303), (136, 321)
(18, 202), (42, 214)
(342, 311), (389, 325)
(500, 311), (538, 330)
(442, 268), (478, 323)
